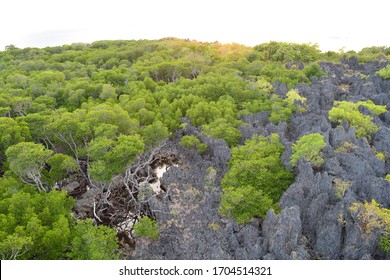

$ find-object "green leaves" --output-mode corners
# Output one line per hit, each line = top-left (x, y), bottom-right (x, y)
(0, 186), (120, 259)
(68, 219), (120, 260)
(133, 216), (160, 241)
(219, 134), (293, 223)
(179, 135), (208, 155)
(303, 63), (327, 79)
(350, 199), (390, 252)
(99, 84), (117, 100)
(253, 41), (321, 63)
(269, 89), (307, 124)
(202, 118), (242, 147)
(0, 233), (33, 260)
(5, 142), (53, 192)
(0, 189), (72, 259)
(3, 38), (388, 259)
(377, 65), (390, 79)
(87, 134), (144, 182)
(219, 186), (274, 224)
(141, 121), (169, 147)
(187, 101), (222, 126)
(328, 100), (387, 138)
(46, 154), (78, 182)
(290, 133), (327, 167)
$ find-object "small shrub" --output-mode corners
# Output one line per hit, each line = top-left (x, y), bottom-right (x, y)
(219, 185), (274, 223)
(333, 178), (351, 199)
(373, 147), (385, 161)
(133, 216), (160, 241)
(208, 222), (220, 232)
(337, 213), (347, 226)
(350, 199), (390, 236)
(303, 63), (327, 79)
(255, 62), (310, 88)
(179, 135), (207, 154)
(335, 141), (357, 153)
(379, 236), (390, 252)
(350, 200), (390, 252)
(357, 100), (387, 115)
(328, 101), (387, 138)
(377, 65), (390, 80)
(290, 133), (327, 167)
(202, 118), (242, 147)
(269, 89), (307, 124)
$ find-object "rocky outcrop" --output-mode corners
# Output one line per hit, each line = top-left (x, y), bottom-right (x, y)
(262, 206), (309, 260)
(126, 58), (390, 260)
(274, 58), (389, 259)
(131, 124), (266, 259)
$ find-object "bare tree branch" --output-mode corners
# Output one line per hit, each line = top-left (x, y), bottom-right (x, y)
(93, 142), (172, 233)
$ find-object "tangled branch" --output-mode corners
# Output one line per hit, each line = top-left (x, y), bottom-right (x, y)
(93, 143), (171, 236)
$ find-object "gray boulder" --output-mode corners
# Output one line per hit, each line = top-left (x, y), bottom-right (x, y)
(262, 206), (309, 260)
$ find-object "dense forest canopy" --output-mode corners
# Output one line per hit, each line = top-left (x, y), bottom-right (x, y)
(0, 38), (389, 260)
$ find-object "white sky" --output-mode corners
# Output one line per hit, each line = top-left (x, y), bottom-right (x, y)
(0, 0), (389, 52)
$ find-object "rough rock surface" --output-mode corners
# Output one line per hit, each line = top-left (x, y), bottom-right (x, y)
(118, 59), (390, 259)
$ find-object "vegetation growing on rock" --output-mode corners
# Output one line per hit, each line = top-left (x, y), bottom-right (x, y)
(290, 133), (327, 167)
(350, 199), (390, 252)
(0, 39), (389, 260)
(133, 216), (160, 241)
(328, 100), (387, 138)
(219, 134), (293, 223)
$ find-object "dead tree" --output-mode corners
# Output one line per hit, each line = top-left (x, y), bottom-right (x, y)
(93, 143), (172, 236)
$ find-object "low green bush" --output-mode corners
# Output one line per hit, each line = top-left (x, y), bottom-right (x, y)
(290, 133), (326, 167)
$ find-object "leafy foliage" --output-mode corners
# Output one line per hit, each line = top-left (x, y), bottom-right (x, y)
(219, 185), (274, 223)
(68, 219), (120, 259)
(377, 65), (390, 80)
(0, 118), (31, 157)
(1, 38), (385, 258)
(46, 154), (78, 182)
(345, 46), (390, 63)
(350, 199), (390, 252)
(303, 63), (327, 79)
(202, 118), (242, 147)
(133, 216), (160, 241)
(246, 42), (325, 87)
(87, 134), (144, 182)
(270, 89), (307, 124)
(379, 236), (390, 252)
(0, 181), (119, 259)
(5, 142), (53, 192)
(290, 133), (327, 167)
(332, 178), (351, 199)
(247, 61), (310, 88)
(179, 135), (208, 155)
(334, 141), (357, 153)
(328, 100), (387, 138)
(219, 134), (293, 223)
(252, 41), (321, 63)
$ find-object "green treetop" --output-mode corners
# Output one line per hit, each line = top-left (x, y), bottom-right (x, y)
(5, 142), (52, 192)
(328, 100), (387, 138)
(219, 134), (293, 223)
(290, 133), (327, 167)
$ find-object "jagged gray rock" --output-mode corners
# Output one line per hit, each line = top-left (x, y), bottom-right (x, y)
(313, 203), (343, 259)
(125, 59), (390, 260)
(262, 206), (309, 260)
(374, 127), (390, 156)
